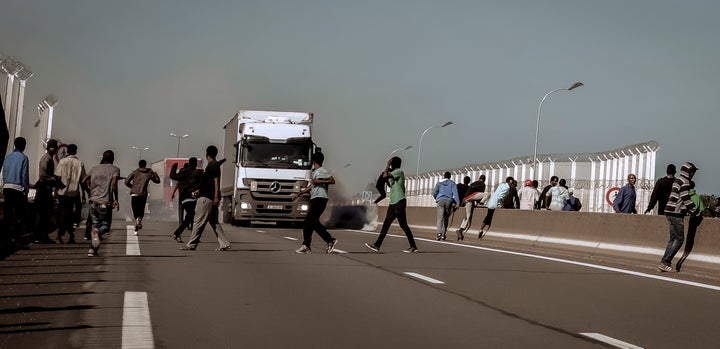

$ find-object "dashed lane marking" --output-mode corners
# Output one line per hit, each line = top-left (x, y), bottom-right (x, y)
(580, 333), (643, 349)
(283, 237), (299, 241)
(404, 272), (445, 284)
(332, 249), (348, 254)
(126, 225), (141, 256)
(122, 291), (155, 349)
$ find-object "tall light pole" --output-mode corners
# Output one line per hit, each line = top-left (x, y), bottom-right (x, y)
(533, 82), (583, 178)
(416, 121), (453, 175)
(388, 145), (413, 159)
(131, 146), (149, 162)
(170, 132), (189, 157)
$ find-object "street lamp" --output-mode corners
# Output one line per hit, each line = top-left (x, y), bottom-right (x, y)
(416, 121), (453, 175)
(132, 146), (149, 162)
(532, 82), (583, 178)
(170, 132), (189, 157)
(388, 145), (413, 159)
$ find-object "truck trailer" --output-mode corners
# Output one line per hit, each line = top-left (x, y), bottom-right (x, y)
(220, 110), (316, 226)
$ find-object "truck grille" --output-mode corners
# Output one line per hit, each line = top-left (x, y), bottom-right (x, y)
(252, 179), (297, 201)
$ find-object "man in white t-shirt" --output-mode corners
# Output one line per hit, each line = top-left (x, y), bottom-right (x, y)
(292, 152), (337, 254)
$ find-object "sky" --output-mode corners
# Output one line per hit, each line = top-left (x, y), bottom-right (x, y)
(2, 0), (719, 196)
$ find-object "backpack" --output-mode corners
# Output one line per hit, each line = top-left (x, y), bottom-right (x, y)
(569, 196), (582, 211)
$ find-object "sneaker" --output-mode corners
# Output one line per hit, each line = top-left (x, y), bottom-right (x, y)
(134, 231), (139, 236)
(172, 235), (183, 243)
(403, 247), (418, 253)
(326, 239), (338, 254)
(137, 219), (143, 230)
(456, 229), (465, 241)
(180, 245), (196, 251)
(295, 245), (311, 254)
(436, 234), (443, 241)
(87, 249), (98, 257)
(364, 243), (380, 253)
(214, 246), (231, 251)
(657, 263), (673, 272)
(91, 229), (100, 249)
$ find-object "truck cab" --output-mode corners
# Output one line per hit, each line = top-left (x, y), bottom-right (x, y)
(221, 111), (315, 226)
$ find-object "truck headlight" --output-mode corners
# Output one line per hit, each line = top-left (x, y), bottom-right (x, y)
(298, 204), (308, 211)
(240, 202), (252, 209)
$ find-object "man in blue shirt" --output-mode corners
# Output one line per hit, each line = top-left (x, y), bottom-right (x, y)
(613, 174), (637, 214)
(432, 171), (459, 241)
(2, 137), (30, 244)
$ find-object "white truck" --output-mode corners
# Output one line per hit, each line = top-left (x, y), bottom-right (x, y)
(220, 110), (316, 226)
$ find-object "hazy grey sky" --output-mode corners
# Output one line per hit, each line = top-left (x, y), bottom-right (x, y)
(2, 0), (719, 195)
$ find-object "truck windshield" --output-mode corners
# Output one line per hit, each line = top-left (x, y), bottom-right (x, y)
(241, 142), (312, 169)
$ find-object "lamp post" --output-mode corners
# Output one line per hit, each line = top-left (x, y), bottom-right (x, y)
(131, 146), (149, 162)
(416, 121), (453, 175)
(170, 132), (189, 157)
(388, 145), (413, 159)
(532, 82), (583, 178)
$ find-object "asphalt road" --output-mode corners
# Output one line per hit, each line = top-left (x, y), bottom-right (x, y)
(2, 220), (720, 348)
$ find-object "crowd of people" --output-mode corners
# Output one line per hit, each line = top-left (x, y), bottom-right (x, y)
(1, 140), (714, 272)
(421, 161), (709, 272)
(1, 137), (233, 257)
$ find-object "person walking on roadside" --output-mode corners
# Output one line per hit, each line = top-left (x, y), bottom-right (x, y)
(563, 189), (582, 211)
(169, 157), (202, 242)
(292, 152), (338, 254)
(477, 176), (513, 238)
(125, 160), (160, 235)
(546, 178), (570, 211)
(613, 174), (637, 214)
(658, 162), (701, 272)
(83, 150), (120, 257)
(456, 175), (487, 240)
(35, 139), (60, 243)
(502, 179), (520, 209)
(537, 176), (558, 209)
(676, 180), (705, 272)
(432, 171), (460, 241)
(182, 145), (231, 251)
(54, 144), (86, 243)
(365, 156), (418, 253)
(456, 176), (471, 206)
(645, 164), (676, 215)
(518, 179), (540, 210)
(2, 137), (30, 245)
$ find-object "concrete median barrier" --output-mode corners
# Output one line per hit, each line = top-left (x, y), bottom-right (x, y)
(370, 205), (720, 273)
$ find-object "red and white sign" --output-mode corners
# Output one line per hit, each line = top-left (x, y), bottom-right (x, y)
(606, 187), (620, 206)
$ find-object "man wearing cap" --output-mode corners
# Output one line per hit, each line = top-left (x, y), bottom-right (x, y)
(34, 139), (60, 243)
(658, 162), (701, 272)
(518, 179), (540, 210)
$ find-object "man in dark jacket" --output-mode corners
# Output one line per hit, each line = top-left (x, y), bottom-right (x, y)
(538, 176), (558, 209)
(455, 175), (487, 240)
(125, 160), (160, 235)
(169, 157), (203, 242)
(644, 164), (676, 215)
(658, 162), (700, 272)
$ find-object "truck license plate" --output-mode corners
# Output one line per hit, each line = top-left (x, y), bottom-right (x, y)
(267, 205), (283, 210)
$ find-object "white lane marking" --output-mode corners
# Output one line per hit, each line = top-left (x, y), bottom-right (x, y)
(122, 291), (155, 349)
(580, 333), (643, 349)
(284, 237), (298, 241)
(404, 272), (445, 284)
(126, 225), (141, 256)
(332, 249), (348, 254)
(256, 230), (266, 233)
(346, 229), (720, 292)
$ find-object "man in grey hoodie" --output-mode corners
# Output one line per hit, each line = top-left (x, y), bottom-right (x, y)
(432, 171), (460, 241)
(125, 160), (160, 235)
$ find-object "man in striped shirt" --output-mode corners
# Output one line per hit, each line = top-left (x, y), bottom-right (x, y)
(658, 162), (700, 272)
